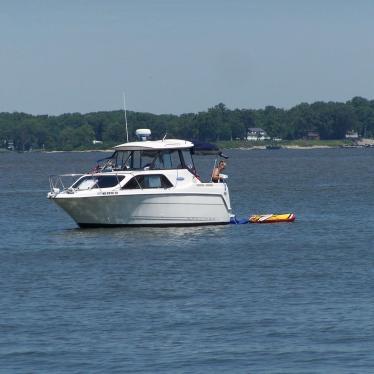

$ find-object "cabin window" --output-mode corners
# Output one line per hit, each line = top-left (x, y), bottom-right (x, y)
(142, 149), (183, 170)
(113, 151), (130, 170)
(122, 174), (173, 189)
(140, 151), (157, 169)
(111, 149), (193, 170)
(161, 150), (182, 169)
(115, 152), (130, 169)
(73, 175), (125, 190)
(181, 149), (195, 172)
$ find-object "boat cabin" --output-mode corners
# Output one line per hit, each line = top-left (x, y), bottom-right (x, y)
(102, 139), (196, 173)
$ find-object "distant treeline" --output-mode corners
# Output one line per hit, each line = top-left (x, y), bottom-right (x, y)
(1, 97), (374, 151)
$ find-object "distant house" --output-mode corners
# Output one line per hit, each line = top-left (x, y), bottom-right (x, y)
(7, 140), (15, 151)
(92, 140), (103, 145)
(247, 128), (270, 141)
(305, 131), (320, 140)
(345, 130), (359, 139)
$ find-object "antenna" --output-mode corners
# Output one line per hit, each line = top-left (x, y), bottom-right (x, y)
(123, 92), (129, 142)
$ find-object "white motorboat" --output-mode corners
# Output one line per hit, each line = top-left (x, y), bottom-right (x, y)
(48, 130), (232, 227)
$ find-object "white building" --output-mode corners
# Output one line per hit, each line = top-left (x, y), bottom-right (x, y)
(345, 131), (359, 139)
(246, 128), (270, 141)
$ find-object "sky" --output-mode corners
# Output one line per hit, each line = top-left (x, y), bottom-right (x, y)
(1, 0), (374, 115)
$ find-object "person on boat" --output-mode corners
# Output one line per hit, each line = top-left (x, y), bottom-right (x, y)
(211, 160), (226, 182)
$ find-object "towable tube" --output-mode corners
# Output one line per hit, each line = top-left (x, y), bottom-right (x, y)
(249, 213), (296, 224)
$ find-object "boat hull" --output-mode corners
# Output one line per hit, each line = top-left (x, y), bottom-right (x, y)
(52, 192), (231, 227)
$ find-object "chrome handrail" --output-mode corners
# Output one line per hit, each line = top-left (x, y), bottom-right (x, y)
(48, 172), (128, 194)
(48, 174), (84, 193)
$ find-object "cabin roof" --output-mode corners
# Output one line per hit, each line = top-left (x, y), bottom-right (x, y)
(114, 139), (194, 151)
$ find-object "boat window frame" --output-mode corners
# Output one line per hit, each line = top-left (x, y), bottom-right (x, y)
(121, 174), (174, 190)
(72, 174), (125, 190)
(111, 148), (195, 171)
(180, 149), (196, 174)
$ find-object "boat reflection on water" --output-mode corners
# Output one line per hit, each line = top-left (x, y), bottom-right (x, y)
(52, 220), (230, 251)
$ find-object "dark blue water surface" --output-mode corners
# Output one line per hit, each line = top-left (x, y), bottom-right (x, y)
(1, 148), (374, 373)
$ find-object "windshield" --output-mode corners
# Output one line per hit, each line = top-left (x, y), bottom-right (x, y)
(110, 149), (194, 171)
(72, 175), (125, 190)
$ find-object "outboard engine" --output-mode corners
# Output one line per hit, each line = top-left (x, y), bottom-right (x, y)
(135, 129), (151, 141)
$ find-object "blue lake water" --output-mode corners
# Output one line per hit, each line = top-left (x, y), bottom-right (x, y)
(1, 148), (374, 373)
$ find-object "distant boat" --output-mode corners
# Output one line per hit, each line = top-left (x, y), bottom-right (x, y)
(266, 144), (282, 150)
(192, 140), (220, 155)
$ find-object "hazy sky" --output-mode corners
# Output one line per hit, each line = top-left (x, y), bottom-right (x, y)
(1, 0), (374, 115)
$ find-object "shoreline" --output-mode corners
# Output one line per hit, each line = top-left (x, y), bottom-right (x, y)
(3, 140), (374, 153)
(0, 145), (337, 153)
(1, 145), (340, 153)
(235, 145), (334, 150)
